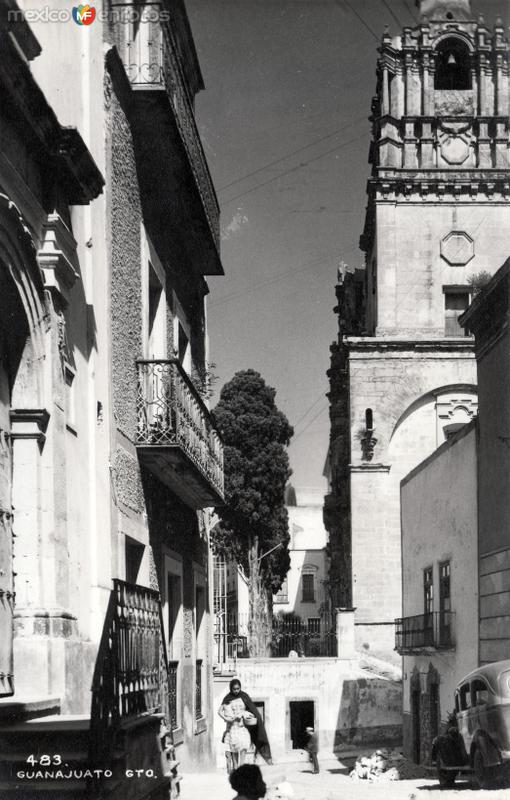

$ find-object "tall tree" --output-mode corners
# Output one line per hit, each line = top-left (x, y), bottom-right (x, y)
(212, 370), (293, 656)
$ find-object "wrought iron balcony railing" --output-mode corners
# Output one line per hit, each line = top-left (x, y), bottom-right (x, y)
(136, 359), (224, 507)
(118, 5), (220, 251)
(395, 611), (454, 654)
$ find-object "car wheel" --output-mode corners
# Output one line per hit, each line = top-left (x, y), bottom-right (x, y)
(438, 768), (456, 788)
(473, 748), (493, 790)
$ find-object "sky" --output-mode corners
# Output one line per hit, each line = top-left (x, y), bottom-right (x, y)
(186, 0), (508, 493)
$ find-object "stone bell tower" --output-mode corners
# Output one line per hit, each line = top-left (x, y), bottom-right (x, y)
(325, 0), (510, 662)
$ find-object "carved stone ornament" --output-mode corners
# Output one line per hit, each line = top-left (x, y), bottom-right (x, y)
(37, 214), (78, 305)
(440, 230), (475, 266)
(439, 121), (472, 166)
(360, 432), (378, 462)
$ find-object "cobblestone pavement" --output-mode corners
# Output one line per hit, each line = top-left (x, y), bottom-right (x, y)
(182, 756), (510, 800)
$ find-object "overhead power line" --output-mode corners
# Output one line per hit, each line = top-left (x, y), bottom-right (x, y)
(379, 0), (403, 27)
(292, 405), (328, 443)
(402, 0), (419, 23)
(222, 134), (361, 205)
(209, 252), (336, 309)
(218, 115), (366, 193)
(342, 0), (380, 42)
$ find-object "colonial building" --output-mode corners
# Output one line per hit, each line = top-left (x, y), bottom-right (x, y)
(273, 487), (330, 627)
(0, 0), (223, 796)
(399, 420), (478, 763)
(324, 0), (510, 662)
(213, 487), (331, 669)
(398, 258), (510, 763)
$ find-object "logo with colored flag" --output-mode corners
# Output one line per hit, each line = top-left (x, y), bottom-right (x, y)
(72, 4), (96, 25)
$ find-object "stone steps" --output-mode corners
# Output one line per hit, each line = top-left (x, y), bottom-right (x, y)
(0, 703), (182, 798)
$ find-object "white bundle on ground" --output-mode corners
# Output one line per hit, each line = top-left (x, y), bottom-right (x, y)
(350, 749), (405, 782)
(266, 780), (295, 799)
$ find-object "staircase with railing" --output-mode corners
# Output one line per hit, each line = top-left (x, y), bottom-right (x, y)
(89, 580), (181, 798)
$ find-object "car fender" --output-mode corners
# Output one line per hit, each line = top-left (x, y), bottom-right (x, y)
(470, 730), (501, 768)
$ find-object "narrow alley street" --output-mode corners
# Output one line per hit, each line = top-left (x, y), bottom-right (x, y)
(182, 756), (510, 800)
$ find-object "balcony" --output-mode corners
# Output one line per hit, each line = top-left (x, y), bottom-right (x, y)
(395, 612), (454, 655)
(112, 6), (222, 277)
(136, 359), (224, 509)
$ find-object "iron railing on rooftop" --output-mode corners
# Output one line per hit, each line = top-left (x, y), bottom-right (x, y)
(136, 359), (224, 499)
(214, 613), (337, 661)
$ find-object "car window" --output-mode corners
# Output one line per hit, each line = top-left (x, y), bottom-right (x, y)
(455, 693), (460, 714)
(471, 678), (490, 706)
(500, 670), (510, 696)
(459, 683), (471, 710)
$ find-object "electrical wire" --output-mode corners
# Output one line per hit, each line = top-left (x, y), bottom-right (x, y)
(291, 405), (329, 443)
(209, 252), (336, 309)
(222, 134), (361, 205)
(217, 115), (366, 193)
(342, 0), (380, 42)
(402, 0), (419, 23)
(209, 244), (363, 310)
(379, 0), (403, 27)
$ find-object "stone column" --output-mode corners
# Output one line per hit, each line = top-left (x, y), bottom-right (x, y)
(10, 409), (49, 610)
(382, 66), (390, 116)
(335, 607), (356, 659)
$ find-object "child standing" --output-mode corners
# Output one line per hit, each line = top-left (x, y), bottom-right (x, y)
(305, 727), (319, 774)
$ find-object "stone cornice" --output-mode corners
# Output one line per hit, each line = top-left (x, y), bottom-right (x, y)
(350, 464), (391, 473)
(366, 172), (510, 202)
(344, 337), (476, 354)
(0, 30), (103, 205)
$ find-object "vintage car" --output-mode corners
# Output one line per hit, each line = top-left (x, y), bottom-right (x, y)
(432, 660), (510, 788)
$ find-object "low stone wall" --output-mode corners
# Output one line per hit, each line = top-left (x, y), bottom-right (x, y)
(213, 658), (402, 765)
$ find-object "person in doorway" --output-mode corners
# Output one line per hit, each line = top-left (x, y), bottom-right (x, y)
(219, 679), (273, 771)
(230, 764), (267, 800)
(305, 726), (319, 774)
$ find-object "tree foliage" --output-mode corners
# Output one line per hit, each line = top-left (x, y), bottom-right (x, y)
(212, 370), (293, 592)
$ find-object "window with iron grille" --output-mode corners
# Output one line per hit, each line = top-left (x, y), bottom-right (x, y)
(195, 659), (203, 720)
(424, 567), (433, 614)
(302, 573), (315, 603)
(439, 561), (451, 646)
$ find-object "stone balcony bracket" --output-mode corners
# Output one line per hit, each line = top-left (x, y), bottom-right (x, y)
(10, 408), (50, 447)
(37, 214), (79, 306)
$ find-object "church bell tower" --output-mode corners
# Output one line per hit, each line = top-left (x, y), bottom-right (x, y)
(325, 0), (510, 662)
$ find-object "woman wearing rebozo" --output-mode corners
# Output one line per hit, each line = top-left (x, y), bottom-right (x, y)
(219, 679), (273, 772)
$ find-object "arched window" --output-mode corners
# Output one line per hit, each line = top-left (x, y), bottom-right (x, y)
(435, 38), (471, 91)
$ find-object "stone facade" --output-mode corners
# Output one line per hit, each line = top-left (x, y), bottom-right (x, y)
(0, 0), (224, 790)
(325, 0), (510, 662)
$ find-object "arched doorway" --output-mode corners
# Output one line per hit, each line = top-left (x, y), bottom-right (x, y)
(0, 263), (31, 696)
(0, 196), (46, 698)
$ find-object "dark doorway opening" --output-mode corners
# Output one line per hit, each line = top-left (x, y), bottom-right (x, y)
(289, 700), (314, 749)
(412, 688), (421, 764)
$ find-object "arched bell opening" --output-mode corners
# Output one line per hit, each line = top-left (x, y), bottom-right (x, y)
(434, 38), (472, 91)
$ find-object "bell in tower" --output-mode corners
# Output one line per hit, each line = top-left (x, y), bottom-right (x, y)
(416, 0), (472, 20)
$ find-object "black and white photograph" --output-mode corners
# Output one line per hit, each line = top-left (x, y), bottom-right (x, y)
(0, 0), (509, 797)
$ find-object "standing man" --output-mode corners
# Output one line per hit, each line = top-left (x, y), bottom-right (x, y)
(305, 726), (319, 774)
